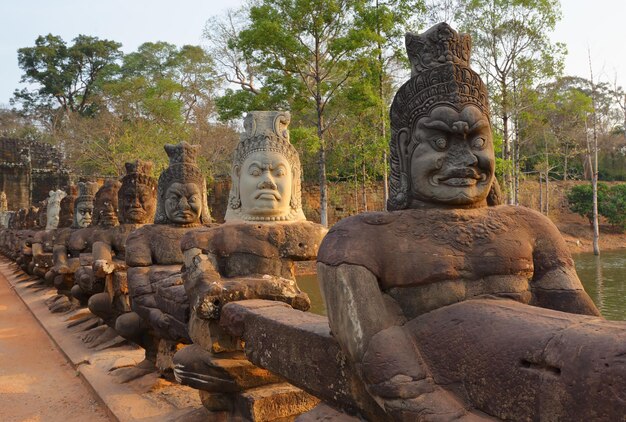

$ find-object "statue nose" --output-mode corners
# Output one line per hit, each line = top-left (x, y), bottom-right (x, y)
(450, 143), (478, 166)
(258, 178), (277, 190)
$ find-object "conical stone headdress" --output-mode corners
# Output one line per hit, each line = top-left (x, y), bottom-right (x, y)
(154, 141), (211, 225)
(388, 23), (494, 211)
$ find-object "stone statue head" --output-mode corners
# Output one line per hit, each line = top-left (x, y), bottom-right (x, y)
(118, 160), (157, 224)
(25, 206), (39, 229)
(388, 23), (502, 211)
(93, 180), (121, 228)
(45, 189), (67, 230)
(225, 111), (305, 222)
(72, 182), (98, 228)
(0, 191), (7, 213)
(58, 185), (77, 229)
(155, 141), (211, 226)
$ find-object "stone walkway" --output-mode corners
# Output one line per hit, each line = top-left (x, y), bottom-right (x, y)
(0, 262), (112, 422)
(0, 258), (206, 422)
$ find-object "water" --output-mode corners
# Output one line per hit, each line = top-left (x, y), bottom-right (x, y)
(296, 273), (326, 316)
(573, 249), (626, 321)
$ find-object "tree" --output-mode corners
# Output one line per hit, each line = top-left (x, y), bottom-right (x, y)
(457, 0), (564, 204)
(351, 0), (425, 209)
(14, 34), (122, 125)
(567, 183), (608, 225)
(236, 0), (369, 227)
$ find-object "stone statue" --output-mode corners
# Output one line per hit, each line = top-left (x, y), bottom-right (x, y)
(70, 179), (122, 302)
(173, 111), (326, 417)
(88, 161), (157, 331)
(32, 188), (74, 279)
(313, 23), (604, 420)
(50, 181), (98, 302)
(114, 142), (211, 376)
(14, 205), (42, 272)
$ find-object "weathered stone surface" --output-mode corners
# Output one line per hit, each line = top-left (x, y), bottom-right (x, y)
(235, 383), (320, 422)
(174, 344), (282, 393)
(408, 298), (626, 420)
(0, 137), (70, 210)
(220, 300), (385, 420)
(296, 403), (362, 422)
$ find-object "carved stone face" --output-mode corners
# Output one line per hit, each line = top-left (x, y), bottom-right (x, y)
(407, 105), (494, 206)
(121, 183), (156, 224)
(94, 192), (118, 227)
(164, 182), (202, 224)
(239, 151), (292, 218)
(75, 201), (93, 228)
(46, 191), (66, 230)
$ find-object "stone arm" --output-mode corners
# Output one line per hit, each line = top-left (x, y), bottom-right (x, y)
(31, 241), (44, 257)
(183, 247), (310, 322)
(52, 243), (71, 274)
(528, 213), (600, 316)
(92, 240), (125, 277)
(318, 262), (477, 421)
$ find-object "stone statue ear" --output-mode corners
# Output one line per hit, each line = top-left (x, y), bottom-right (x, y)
(396, 128), (411, 175)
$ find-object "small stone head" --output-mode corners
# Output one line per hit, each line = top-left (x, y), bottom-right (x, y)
(118, 160), (157, 224)
(73, 182), (98, 228)
(93, 180), (121, 228)
(388, 23), (501, 210)
(45, 189), (67, 230)
(155, 142), (211, 226)
(225, 111), (305, 222)
(58, 185), (77, 229)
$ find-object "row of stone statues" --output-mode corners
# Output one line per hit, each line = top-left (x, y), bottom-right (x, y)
(1, 22), (625, 421)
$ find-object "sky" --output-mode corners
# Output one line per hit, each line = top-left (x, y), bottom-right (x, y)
(1, 0), (625, 106)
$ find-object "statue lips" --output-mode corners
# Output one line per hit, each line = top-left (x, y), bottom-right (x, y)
(255, 189), (281, 201)
(434, 168), (485, 187)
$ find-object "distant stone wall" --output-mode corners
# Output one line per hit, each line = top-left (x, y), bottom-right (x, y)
(0, 138), (71, 210)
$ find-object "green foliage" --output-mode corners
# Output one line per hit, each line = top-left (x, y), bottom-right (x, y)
(11, 35), (237, 179)
(14, 34), (122, 121)
(564, 183), (626, 230)
(567, 183), (607, 224)
(600, 184), (626, 229)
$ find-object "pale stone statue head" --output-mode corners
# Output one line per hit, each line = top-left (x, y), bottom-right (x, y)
(155, 141), (211, 226)
(45, 189), (67, 230)
(73, 182), (98, 228)
(118, 160), (157, 224)
(93, 180), (121, 228)
(388, 23), (501, 211)
(225, 111), (305, 222)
